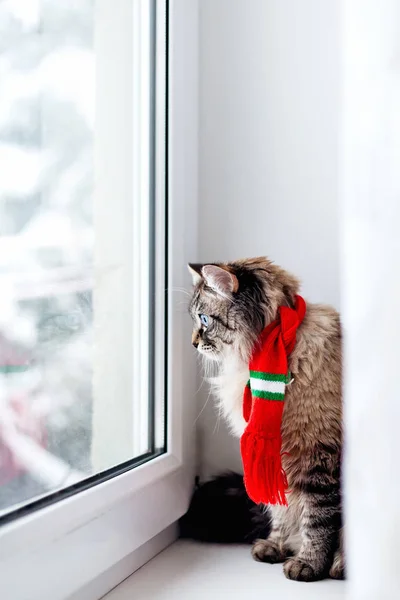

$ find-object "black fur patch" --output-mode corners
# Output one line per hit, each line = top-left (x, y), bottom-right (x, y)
(179, 472), (270, 544)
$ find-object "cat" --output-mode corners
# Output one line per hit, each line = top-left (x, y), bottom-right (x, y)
(188, 257), (344, 582)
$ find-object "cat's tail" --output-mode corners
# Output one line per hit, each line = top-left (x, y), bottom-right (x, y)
(179, 472), (270, 544)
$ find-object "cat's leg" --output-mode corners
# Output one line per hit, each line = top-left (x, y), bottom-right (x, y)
(252, 505), (294, 563)
(329, 528), (345, 580)
(283, 482), (341, 582)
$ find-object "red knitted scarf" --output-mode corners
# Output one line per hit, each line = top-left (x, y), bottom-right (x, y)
(240, 295), (306, 506)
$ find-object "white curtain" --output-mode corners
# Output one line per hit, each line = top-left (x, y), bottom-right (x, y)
(342, 1), (400, 598)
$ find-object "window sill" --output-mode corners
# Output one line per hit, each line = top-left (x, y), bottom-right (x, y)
(0, 454), (192, 600)
(104, 540), (346, 600)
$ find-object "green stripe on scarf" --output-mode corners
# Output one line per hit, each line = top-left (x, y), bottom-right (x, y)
(251, 389), (285, 401)
(249, 370), (291, 383)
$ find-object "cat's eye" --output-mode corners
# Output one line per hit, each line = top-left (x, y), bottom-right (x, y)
(199, 314), (209, 327)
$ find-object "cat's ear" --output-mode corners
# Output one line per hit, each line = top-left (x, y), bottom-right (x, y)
(201, 265), (239, 296)
(187, 263), (203, 285)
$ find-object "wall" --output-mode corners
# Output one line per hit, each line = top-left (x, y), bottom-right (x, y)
(197, 0), (341, 477)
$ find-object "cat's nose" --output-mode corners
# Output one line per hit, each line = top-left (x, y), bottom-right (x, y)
(192, 331), (200, 348)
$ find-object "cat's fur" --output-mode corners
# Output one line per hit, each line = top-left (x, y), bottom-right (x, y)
(180, 473), (271, 544)
(188, 257), (344, 582)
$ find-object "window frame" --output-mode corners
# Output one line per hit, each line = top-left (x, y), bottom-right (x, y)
(0, 0), (199, 598)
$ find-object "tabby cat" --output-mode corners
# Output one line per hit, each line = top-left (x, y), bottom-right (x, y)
(188, 257), (344, 582)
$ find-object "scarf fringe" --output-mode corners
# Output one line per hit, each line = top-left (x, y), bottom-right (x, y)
(241, 428), (288, 506)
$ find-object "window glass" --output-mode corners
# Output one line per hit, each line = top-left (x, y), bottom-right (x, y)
(0, 0), (164, 518)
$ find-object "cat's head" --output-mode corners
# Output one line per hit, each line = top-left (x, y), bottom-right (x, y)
(188, 257), (299, 363)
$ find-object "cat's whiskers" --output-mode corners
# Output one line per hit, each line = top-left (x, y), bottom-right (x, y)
(193, 384), (213, 426)
(167, 286), (191, 298)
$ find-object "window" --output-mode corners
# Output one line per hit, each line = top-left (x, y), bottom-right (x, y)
(0, 1), (198, 598)
(0, 0), (165, 520)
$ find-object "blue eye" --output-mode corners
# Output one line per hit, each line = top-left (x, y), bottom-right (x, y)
(199, 314), (209, 327)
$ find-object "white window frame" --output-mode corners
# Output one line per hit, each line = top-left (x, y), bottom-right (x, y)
(0, 1), (199, 598)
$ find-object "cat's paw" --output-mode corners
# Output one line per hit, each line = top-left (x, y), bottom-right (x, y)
(329, 549), (345, 580)
(283, 557), (321, 582)
(251, 539), (288, 564)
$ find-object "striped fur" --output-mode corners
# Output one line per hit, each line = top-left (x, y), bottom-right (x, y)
(188, 258), (344, 581)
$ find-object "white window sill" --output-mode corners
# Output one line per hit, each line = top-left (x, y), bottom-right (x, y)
(104, 540), (346, 600)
